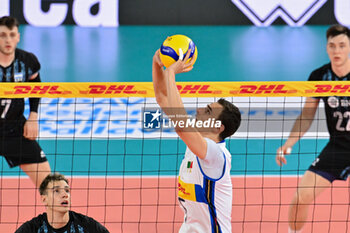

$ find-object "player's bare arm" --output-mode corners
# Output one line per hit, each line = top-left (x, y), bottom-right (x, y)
(276, 97), (320, 166)
(152, 49), (207, 159)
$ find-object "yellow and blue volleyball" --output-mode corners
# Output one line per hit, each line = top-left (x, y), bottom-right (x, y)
(160, 34), (198, 68)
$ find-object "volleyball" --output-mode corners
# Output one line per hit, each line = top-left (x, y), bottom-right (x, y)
(159, 34), (198, 68)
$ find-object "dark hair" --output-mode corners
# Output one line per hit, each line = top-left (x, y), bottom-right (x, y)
(0, 16), (19, 29)
(39, 173), (69, 195)
(217, 98), (241, 141)
(326, 24), (350, 40)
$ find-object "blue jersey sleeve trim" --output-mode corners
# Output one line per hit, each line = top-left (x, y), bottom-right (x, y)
(196, 152), (226, 181)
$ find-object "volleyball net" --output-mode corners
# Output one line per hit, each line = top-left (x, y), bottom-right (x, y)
(1, 81), (350, 233)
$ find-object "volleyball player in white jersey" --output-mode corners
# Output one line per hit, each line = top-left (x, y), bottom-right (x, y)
(152, 49), (241, 233)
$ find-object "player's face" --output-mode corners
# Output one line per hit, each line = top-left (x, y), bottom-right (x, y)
(326, 34), (350, 67)
(42, 180), (71, 214)
(0, 25), (20, 56)
(196, 102), (223, 128)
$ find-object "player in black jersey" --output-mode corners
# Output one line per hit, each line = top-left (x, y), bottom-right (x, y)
(15, 173), (109, 233)
(276, 25), (350, 233)
(0, 16), (51, 187)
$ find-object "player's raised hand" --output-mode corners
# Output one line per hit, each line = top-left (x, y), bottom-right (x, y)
(153, 49), (164, 67)
(167, 48), (195, 74)
(276, 146), (292, 166)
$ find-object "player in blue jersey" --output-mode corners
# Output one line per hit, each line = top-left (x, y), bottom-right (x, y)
(15, 173), (109, 233)
(0, 16), (50, 187)
(276, 24), (350, 233)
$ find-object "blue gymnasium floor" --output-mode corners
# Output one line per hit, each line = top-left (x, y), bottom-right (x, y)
(1, 25), (331, 177)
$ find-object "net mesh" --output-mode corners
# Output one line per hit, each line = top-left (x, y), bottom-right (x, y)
(1, 81), (350, 232)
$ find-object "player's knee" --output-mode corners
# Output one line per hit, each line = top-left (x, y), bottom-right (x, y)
(293, 189), (316, 205)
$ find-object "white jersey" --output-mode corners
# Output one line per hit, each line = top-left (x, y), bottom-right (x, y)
(178, 138), (232, 233)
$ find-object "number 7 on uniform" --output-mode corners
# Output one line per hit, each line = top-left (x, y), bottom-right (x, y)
(1, 99), (11, 119)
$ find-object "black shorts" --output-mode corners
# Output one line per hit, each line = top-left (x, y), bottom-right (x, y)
(308, 141), (350, 182)
(0, 123), (47, 168)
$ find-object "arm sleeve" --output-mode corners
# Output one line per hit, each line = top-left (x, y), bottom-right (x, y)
(92, 220), (110, 233)
(28, 52), (41, 74)
(15, 222), (33, 233)
(308, 69), (320, 81)
(84, 216), (110, 233)
(197, 138), (225, 180)
(307, 68), (323, 99)
(96, 222), (110, 233)
(28, 73), (41, 113)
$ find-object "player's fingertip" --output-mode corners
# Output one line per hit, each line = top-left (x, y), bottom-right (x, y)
(278, 150), (284, 158)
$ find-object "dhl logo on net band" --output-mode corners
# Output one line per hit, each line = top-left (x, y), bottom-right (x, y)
(1, 82), (350, 97)
(14, 96), (329, 139)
